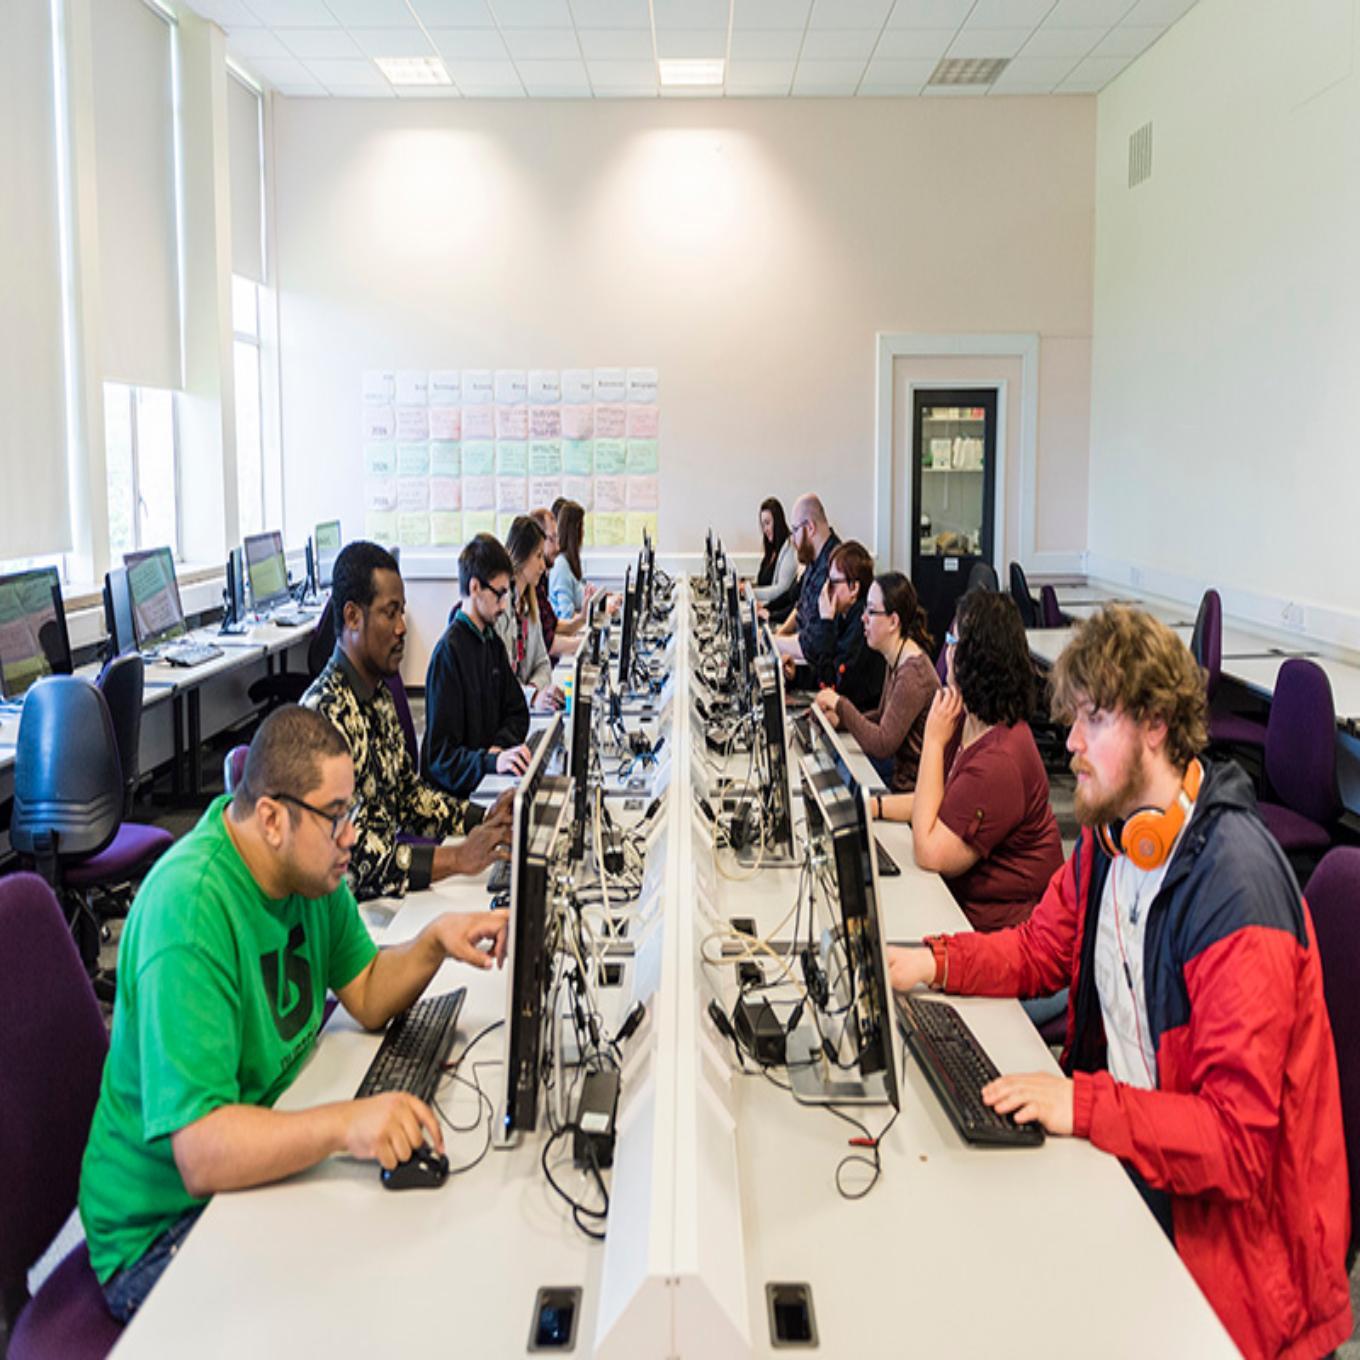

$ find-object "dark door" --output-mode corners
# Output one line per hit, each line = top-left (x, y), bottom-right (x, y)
(910, 389), (998, 652)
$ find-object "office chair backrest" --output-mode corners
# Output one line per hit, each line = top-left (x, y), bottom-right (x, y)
(966, 561), (998, 593)
(10, 678), (124, 872)
(1265, 659), (1341, 828)
(97, 653), (145, 816)
(1302, 847), (1360, 1257)
(383, 672), (419, 767)
(306, 607), (336, 678)
(1039, 585), (1065, 630)
(1190, 589), (1222, 699)
(1008, 562), (1038, 628)
(0, 873), (109, 1294)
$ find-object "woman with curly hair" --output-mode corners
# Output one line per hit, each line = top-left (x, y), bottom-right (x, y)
(877, 589), (1061, 931)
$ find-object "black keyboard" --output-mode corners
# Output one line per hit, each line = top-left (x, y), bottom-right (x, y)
(159, 640), (225, 668)
(873, 837), (901, 877)
(896, 995), (1045, 1148)
(355, 988), (467, 1105)
(487, 859), (510, 894)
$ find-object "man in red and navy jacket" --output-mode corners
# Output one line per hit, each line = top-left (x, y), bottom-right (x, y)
(889, 606), (1351, 1360)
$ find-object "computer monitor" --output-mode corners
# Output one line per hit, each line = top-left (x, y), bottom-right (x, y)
(243, 530), (290, 614)
(616, 565), (636, 691)
(221, 547), (247, 633)
(498, 714), (571, 1147)
(788, 745), (902, 1110)
(568, 649), (600, 864)
(103, 568), (135, 658)
(314, 519), (341, 590)
(754, 650), (797, 861)
(124, 547), (189, 651)
(0, 567), (72, 700)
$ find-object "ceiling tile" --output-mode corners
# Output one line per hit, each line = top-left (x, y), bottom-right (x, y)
(1091, 24), (1162, 57)
(488, 0), (574, 24)
(725, 57), (795, 90)
(349, 27), (437, 55)
(654, 28), (728, 56)
(730, 28), (802, 58)
(964, 0), (1056, 24)
(304, 57), (390, 84)
(243, 0), (337, 24)
(226, 29), (291, 57)
(502, 28), (581, 57)
(987, 81), (1057, 93)
(992, 54), (1076, 84)
(1123, 0), (1197, 21)
(654, 0), (730, 26)
(873, 27), (952, 58)
(884, 0), (973, 27)
(410, 0), (496, 25)
(1019, 25), (1105, 57)
(515, 57), (592, 91)
(792, 58), (867, 90)
(947, 26), (1031, 56)
(446, 58), (523, 84)
(586, 58), (658, 90)
(246, 55), (318, 82)
(1059, 53), (1130, 87)
(860, 55), (933, 87)
(808, 0), (891, 30)
(1044, 0), (1134, 26)
(324, 85), (396, 96)
(276, 28), (363, 57)
(188, 0), (261, 26)
(731, 0), (812, 29)
(568, 0), (652, 28)
(321, 0), (416, 24)
(801, 28), (878, 59)
(394, 83), (462, 96)
(577, 28), (653, 58)
(430, 28), (510, 57)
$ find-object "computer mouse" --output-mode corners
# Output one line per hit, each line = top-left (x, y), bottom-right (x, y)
(380, 1144), (450, 1191)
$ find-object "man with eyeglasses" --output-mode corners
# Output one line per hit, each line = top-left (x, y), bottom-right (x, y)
(79, 705), (509, 1322)
(773, 492), (839, 662)
(303, 540), (511, 901)
(423, 533), (534, 799)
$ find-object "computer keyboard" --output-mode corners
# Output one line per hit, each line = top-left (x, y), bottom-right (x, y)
(486, 858), (510, 894)
(354, 987), (467, 1105)
(271, 609), (311, 628)
(873, 837), (901, 878)
(159, 640), (225, 668)
(895, 994), (1045, 1148)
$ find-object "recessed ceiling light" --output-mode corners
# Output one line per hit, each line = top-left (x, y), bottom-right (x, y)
(658, 58), (725, 88)
(928, 57), (1009, 87)
(374, 57), (452, 87)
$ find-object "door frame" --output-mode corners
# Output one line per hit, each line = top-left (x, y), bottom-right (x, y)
(873, 332), (1039, 573)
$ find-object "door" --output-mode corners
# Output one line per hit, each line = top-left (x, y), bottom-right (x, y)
(910, 388), (998, 651)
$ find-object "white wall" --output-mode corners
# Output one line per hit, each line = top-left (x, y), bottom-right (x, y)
(1089, 0), (1360, 645)
(271, 95), (1095, 563)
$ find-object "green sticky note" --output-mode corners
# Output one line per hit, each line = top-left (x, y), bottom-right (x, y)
(430, 511), (461, 546)
(496, 513), (519, 538)
(496, 441), (527, 476)
(364, 443), (395, 479)
(594, 439), (626, 475)
(626, 439), (658, 475)
(528, 440), (561, 476)
(462, 441), (495, 476)
(365, 510), (397, 544)
(397, 443), (430, 477)
(398, 512), (430, 547)
(430, 441), (460, 477)
(463, 510), (495, 538)
(562, 439), (593, 476)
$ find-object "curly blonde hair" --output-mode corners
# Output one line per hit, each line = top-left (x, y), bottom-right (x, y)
(1050, 605), (1208, 767)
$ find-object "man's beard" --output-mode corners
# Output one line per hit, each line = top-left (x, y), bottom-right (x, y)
(1072, 745), (1146, 828)
(796, 537), (815, 565)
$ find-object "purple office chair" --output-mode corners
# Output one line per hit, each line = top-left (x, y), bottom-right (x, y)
(0, 873), (123, 1358)
(1039, 585), (1068, 630)
(1193, 589), (1267, 749)
(383, 672), (419, 768)
(1009, 562), (1039, 629)
(1257, 659), (1341, 857)
(10, 678), (171, 985)
(223, 744), (249, 794)
(1302, 847), (1360, 1263)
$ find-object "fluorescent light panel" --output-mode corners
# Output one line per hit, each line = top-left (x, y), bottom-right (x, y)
(373, 56), (452, 86)
(658, 58), (725, 87)
(928, 56), (1009, 86)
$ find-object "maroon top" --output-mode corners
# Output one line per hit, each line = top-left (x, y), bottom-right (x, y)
(937, 721), (1063, 933)
(536, 575), (558, 650)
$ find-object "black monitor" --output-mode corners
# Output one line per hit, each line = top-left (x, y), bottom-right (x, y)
(568, 649), (600, 863)
(103, 568), (135, 658)
(221, 546), (247, 633)
(243, 530), (290, 613)
(314, 519), (341, 589)
(498, 714), (570, 1146)
(754, 650), (797, 860)
(616, 565), (636, 690)
(788, 744), (902, 1110)
(0, 567), (72, 700)
(124, 546), (188, 651)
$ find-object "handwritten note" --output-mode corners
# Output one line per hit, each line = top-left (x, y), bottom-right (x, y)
(395, 407), (429, 441)
(594, 512), (627, 547)
(398, 479), (429, 513)
(562, 370), (593, 404)
(528, 440), (561, 476)
(496, 512), (518, 538)
(561, 405), (593, 440)
(365, 478), (397, 511)
(463, 475), (495, 511)
(562, 439), (593, 476)
(594, 368), (626, 403)
(462, 405), (494, 440)
(430, 441), (460, 477)
(430, 476), (461, 511)
(365, 510), (397, 543)
(496, 477), (527, 513)
(429, 370), (461, 405)
(529, 406), (561, 440)
(529, 475), (561, 508)
(626, 474), (658, 510)
(396, 371), (428, 406)
(430, 511), (461, 545)
(430, 406), (461, 441)
(463, 510), (495, 538)
(463, 370), (494, 404)
(496, 441), (527, 476)
(594, 405), (627, 439)
(397, 443), (430, 478)
(594, 475), (626, 512)
(364, 443), (395, 478)
(562, 475), (592, 508)
(593, 439), (626, 475)
(363, 406), (394, 440)
(398, 512), (430, 547)
(626, 512), (658, 544)
(494, 370), (527, 405)
(627, 368), (657, 404)
(495, 405), (528, 440)
(626, 405), (658, 439)
(528, 370), (560, 404)
(363, 370), (394, 404)
(626, 439), (658, 475)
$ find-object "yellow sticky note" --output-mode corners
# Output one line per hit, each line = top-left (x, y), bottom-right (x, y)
(430, 511), (461, 546)
(365, 510), (397, 545)
(626, 512), (657, 544)
(594, 512), (627, 547)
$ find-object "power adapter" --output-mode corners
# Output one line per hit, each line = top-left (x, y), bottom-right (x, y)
(573, 1069), (620, 1170)
(733, 996), (786, 1067)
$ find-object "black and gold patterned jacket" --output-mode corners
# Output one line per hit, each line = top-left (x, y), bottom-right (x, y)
(301, 646), (483, 901)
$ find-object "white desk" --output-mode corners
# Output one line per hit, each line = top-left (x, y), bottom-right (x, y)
(1223, 654), (1360, 732)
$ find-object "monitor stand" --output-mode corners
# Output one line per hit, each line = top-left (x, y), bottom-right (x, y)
(785, 1028), (892, 1107)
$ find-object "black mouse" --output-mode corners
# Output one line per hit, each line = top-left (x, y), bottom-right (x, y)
(380, 1145), (449, 1191)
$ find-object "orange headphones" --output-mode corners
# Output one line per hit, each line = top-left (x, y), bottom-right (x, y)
(1096, 759), (1203, 872)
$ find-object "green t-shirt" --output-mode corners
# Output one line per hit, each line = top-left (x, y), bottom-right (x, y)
(78, 795), (378, 1282)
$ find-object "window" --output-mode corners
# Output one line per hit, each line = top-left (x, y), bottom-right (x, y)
(233, 273), (265, 537)
(104, 384), (179, 561)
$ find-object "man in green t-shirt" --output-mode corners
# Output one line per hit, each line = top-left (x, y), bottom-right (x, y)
(78, 705), (508, 1322)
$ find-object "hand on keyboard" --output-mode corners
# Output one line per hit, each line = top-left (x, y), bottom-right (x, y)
(493, 743), (531, 776)
(451, 817), (512, 877)
(980, 1071), (1074, 1137)
(345, 1091), (444, 1169)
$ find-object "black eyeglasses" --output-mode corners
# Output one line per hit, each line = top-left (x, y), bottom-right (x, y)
(269, 792), (364, 843)
(864, 606), (890, 617)
(479, 582), (510, 601)
(827, 574), (849, 589)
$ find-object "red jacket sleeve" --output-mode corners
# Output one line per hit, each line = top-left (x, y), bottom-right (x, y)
(1071, 924), (1298, 1201)
(939, 842), (1082, 999)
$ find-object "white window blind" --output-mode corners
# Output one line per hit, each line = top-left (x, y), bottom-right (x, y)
(91, 0), (181, 391)
(227, 73), (264, 284)
(0, 0), (70, 557)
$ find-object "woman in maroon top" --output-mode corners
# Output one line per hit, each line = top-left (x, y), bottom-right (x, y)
(880, 590), (1062, 932)
(814, 572), (939, 794)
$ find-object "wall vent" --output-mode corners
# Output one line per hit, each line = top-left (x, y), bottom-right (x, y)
(1128, 121), (1153, 188)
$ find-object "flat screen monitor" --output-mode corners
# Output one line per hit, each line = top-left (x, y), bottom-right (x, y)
(0, 567), (72, 700)
(314, 520), (341, 589)
(568, 649), (600, 863)
(617, 565), (635, 691)
(754, 650), (797, 860)
(124, 547), (188, 651)
(498, 714), (570, 1146)
(244, 530), (290, 613)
